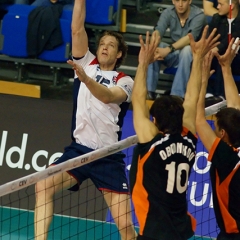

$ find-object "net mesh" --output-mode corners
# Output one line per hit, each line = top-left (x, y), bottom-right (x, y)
(0, 101), (227, 240)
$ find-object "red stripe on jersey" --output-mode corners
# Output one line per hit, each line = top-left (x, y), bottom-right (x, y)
(208, 138), (221, 162)
(182, 126), (198, 138)
(187, 211), (197, 232)
(88, 59), (127, 83)
(216, 167), (240, 233)
(89, 57), (99, 65)
(132, 146), (155, 235)
(116, 71), (127, 81)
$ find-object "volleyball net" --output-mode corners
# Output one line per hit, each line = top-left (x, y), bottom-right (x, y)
(0, 100), (227, 240)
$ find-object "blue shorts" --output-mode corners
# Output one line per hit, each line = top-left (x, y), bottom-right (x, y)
(52, 141), (129, 194)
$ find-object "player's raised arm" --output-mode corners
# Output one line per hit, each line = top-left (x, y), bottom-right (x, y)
(132, 31), (160, 143)
(71, 0), (88, 57)
(183, 26), (220, 134)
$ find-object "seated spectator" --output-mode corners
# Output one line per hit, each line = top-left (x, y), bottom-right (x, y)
(203, 0), (218, 23)
(206, 0), (240, 102)
(146, 0), (206, 100)
(203, 0), (240, 22)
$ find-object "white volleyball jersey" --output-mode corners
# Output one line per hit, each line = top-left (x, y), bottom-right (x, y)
(71, 50), (133, 150)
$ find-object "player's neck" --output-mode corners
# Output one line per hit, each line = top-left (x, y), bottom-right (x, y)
(100, 64), (115, 71)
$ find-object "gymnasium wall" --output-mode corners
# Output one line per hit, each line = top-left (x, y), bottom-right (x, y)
(0, 93), (108, 221)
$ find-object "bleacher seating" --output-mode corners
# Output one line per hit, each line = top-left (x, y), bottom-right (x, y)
(0, 1), (182, 90)
(1, 4), (72, 62)
(85, 0), (117, 25)
(1, 4), (36, 57)
(0, 0), (239, 93)
(38, 9), (72, 62)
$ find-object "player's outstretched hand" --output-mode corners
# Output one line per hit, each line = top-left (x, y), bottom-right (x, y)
(202, 51), (215, 84)
(67, 60), (90, 84)
(214, 37), (240, 68)
(138, 30), (160, 65)
(188, 25), (220, 59)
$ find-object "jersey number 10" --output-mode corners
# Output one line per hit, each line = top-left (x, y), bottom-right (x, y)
(165, 162), (190, 194)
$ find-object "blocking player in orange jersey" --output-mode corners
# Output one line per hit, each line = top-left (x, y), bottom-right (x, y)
(130, 26), (220, 240)
(196, 38), (240, 240)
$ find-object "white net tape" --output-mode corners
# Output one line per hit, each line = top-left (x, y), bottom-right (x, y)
(0, 135), (138, 197)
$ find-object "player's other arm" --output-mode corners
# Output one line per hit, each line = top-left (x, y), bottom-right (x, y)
(71, 0), (88, 58)
(196, 52), (217, 152)
(182, 45), (203, 134)
(132, 31), (160, 143)
(214, 38), (240, 109)
(67, 59), (128, 104)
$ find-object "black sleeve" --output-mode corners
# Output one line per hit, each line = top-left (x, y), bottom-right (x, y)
(212, 140), (240, 182)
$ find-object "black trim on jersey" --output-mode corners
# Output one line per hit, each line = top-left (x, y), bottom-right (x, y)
(72, 56), (84, 60)
(71, 77), (81, 141)
(117, 101), (130, 140)
(129, 146), (139, 194)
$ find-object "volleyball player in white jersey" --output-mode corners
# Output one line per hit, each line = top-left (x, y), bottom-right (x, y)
(34, 0), (137, 239)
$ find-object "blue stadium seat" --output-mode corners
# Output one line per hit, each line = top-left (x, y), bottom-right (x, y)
(85, 0), (118, 25)
(1, 4), (36, 57)
(1, 4), (72, 62)
(38, 9), (72, 62)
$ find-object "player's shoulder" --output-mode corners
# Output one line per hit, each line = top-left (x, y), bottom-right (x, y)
(116, 71), (133, 82)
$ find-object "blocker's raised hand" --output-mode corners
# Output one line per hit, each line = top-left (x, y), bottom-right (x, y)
(188, 25), (220, 59)
(214, 38), (239, 68)
(138, 30), (160, 65)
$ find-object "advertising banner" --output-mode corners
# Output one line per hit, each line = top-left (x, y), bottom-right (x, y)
(0, 93), (218, 238)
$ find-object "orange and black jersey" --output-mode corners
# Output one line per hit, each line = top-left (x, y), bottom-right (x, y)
(208, 138), (240, 238)
(129, 127), (197, 240)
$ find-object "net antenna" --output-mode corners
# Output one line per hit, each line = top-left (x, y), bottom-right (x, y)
(228, 0), (233, 43)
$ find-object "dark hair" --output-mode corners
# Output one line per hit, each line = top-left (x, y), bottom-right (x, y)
(150, 95), (184, 134)
(216, 107), (240, 148)
(96, 31), (128, 68)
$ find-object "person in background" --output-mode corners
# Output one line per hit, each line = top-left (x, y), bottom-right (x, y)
(34, 0), (137, 239)
(206, 0), (240, 103)
(130, 25), (219, 240)
(203, 0), (218, 23)
(216, 39), (240, 109)
(203, 0), (240, 20)
(196, 38), (240, 240)
(146, 0), (206, 100)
